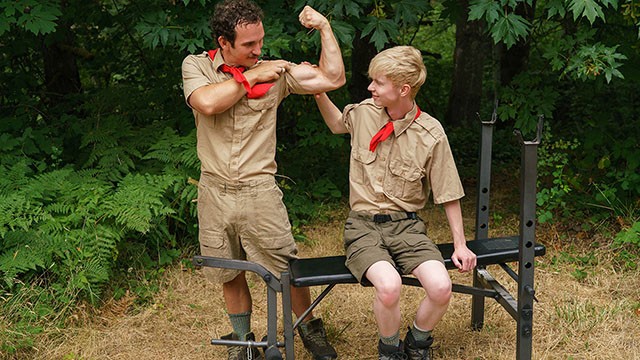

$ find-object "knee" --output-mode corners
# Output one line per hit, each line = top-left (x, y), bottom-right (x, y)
(428, 280), (452, 305)
(375, 281), (402, 308)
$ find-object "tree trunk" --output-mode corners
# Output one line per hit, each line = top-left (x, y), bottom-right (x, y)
(41, 21), (82, 103)
(349, 31), (378, 103)
(498, 0), (536, 86)
(445, 0), (487, 127)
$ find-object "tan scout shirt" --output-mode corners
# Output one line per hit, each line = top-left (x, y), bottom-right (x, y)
(343, 99), (465, 213)
(181, 51), (306, 182)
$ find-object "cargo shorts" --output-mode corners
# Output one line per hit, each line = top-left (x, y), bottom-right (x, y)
(344, 210), (444, 282)
(197, 174), (299, 283)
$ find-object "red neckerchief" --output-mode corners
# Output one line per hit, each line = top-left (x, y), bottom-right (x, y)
(369, 106), (421, 152)
(208, 49), (274, 99)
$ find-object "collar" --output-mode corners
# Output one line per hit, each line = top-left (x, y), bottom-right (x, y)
(207, 49), (227, 73)
(389, 103), (421, 137)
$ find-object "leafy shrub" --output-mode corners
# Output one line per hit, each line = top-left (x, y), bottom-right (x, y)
(535, 134), (581, 224)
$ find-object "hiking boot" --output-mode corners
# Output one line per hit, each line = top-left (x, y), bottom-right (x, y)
(298, 317), (338, 360)
(378, 340), (408, 360)
(220, 332), (264, 360)
(404, 328), (434, 360)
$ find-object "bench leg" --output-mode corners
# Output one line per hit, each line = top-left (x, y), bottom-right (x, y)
(266, 285), (281, 358)
(515, 118), (543, 360)
(471, 267), (486, 330)
(281, 271), (295, 359)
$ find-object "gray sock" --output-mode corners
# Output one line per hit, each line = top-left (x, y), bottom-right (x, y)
(228, 311), (251, 340)
(411, 322), (432, 342)
(380, 331), (400, 347)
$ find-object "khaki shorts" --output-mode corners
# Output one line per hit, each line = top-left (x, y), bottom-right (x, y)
(197, 174), (298, 283)
(344, 211), (444, 282)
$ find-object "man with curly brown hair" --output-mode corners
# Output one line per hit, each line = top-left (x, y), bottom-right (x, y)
(182, 0), (345, 359)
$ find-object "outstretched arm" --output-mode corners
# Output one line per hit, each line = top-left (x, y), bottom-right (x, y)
(443, 200), (477, 272)
(289, 6), (346, 93)
(314, 93), (348, 134)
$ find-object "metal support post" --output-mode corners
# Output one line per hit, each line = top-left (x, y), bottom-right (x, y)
(280, 271), (295, 360)
(514, 117), (543, 360)
(472, 104), (497, 330)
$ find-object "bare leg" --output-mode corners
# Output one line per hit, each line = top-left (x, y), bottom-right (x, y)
(291, 285), (314, 322)
(412, 260), (452, 330)
(366, 261), (403, 337)
(223, 271), (252, 314)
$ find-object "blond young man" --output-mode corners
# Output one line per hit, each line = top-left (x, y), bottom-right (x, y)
(181, 0), (345, 359)
(314, 46), (477, 360)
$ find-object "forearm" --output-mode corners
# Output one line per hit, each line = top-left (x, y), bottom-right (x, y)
(188, 80), (247, 115)
(294, 6), (345, 92)
(317, 23), (345, 89)
(443, 200), (467, 248)
(314, 93), (347, 134)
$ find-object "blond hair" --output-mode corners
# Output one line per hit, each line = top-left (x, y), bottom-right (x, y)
(368, 46), (427, 99)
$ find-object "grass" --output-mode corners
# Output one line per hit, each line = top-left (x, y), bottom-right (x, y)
(3, 176), (640, 359)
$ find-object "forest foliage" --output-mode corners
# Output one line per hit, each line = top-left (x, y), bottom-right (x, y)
(1, 0), (639, 355)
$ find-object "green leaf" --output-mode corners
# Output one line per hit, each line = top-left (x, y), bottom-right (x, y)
(361, 17), (400, 50)
(0, 16), (10, 36)
(490, 13), (531, 48)
(15, 3), (61, 35)
(393, 0), (431, 25)
(469, 0), (502, 24)
(331, 0), (365, 17)
(569, 0), (605, 24)
(330, 20), (356, 47)
(546, 0), (567, 18)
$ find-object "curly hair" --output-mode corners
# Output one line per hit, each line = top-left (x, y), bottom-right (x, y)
(210, 0), (264, 47)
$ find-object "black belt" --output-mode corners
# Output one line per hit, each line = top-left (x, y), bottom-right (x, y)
(373, 212), (418, 223)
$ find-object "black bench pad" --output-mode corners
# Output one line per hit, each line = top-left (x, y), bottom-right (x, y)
(289, 236), (546, 287)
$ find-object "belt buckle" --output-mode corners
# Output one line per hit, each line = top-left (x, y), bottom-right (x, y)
(373, 214), (391, 223)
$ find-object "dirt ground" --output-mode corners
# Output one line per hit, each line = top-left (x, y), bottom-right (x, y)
(27, 201), (640, 360)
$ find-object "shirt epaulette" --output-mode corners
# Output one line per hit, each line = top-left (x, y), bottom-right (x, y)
(413, 113), (446, 140)
(360, 98), (381, 108)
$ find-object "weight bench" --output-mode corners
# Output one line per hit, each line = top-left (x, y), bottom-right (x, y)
(193, 115), (546, 360)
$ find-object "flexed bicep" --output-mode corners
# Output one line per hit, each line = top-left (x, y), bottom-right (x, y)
(288, 62), (338, 94)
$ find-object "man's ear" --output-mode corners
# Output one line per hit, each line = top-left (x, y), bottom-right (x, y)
(218, 36), (230, 50)
(400, 84), (412, 97)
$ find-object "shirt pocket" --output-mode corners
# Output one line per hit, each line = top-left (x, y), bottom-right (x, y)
(350, 147), (377, 185)
(247, 92), (278, 112)
(385, 158), (424, 199)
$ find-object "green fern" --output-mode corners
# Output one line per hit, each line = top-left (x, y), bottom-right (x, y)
(0, 231), (49, 287)
(80, 115), (144, 181)
(144, 127), (199, 174)
(105, 173), (178, 233)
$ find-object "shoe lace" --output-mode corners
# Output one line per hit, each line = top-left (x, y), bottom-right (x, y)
(389, 352), (409, 360)
(227, 344), (259, 360)
(303, 328), (330, 348)
(413, 346), (433, 360)
(227, 344), (243, 359)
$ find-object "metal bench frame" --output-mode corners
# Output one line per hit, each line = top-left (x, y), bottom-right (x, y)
(193, 116), (545, 360)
